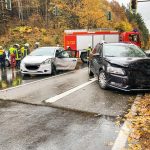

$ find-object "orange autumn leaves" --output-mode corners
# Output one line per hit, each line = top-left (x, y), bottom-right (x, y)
(126, 94), (150, 150)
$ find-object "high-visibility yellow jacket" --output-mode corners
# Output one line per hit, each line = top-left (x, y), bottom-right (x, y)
(9, 47), (16, 55)
(0, 49), (5, 59)
(15, 49), (22, 60)
(86, 47), (92, 52)
(21, 47), (28, 57)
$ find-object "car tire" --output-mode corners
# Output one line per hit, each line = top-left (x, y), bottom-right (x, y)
(51, 64), (57, 75)
(80, 52), (88, 63)
(22, 73), (29, 77)
(88, 64), (94, 76)
(5, 60), (10, 67)
(98, 70), (107, 89)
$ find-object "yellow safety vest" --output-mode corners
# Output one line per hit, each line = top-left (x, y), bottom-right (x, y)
(0, 49), (4, 56)
(15, 49), (22, 60)
(21, 47), (28, 57)
(9, 47), (16, 54)
(21, 47), (25, 56)
(86, 47), (92, 52)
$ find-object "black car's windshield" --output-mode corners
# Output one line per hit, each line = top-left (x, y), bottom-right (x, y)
(30, 47), (55, 56)
(103, 44), (146, 57)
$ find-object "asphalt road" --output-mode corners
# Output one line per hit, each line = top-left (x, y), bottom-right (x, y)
(0, 63), (87, 90)
(0, 66), (138, 150)
(0, 101), (121, 150)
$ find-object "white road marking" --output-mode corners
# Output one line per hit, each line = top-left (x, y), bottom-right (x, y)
(45, 78), (97, 103)
(112, 95), (142, 150)
(111, 121), (130, 150)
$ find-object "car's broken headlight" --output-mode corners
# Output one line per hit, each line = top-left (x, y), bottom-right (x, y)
(42, 59), (51, 65)
(107, 66), (125, 75)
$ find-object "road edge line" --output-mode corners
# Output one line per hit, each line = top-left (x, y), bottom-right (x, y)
(111, 94), (143, 150)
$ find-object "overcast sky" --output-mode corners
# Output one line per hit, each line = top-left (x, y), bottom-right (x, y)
(109, 0), (150, 31)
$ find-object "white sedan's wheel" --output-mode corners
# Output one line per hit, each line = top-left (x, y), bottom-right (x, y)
(88, 64), (94, 76)
(51, 64), (57, 75)
(98, 71), (107, 89)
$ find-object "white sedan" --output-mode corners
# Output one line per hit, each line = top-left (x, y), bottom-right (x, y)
(20, 47), (77, 75)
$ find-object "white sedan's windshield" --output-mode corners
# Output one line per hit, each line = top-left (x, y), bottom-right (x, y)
(103, 45), (146, 57)
(30, 47), (55, 56)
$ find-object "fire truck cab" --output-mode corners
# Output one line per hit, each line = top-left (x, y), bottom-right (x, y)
(64, 29), (141, 62)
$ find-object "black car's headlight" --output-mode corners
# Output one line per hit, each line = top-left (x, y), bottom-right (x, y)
(41, 59), (51, 65)
(107, 66), (125, 75)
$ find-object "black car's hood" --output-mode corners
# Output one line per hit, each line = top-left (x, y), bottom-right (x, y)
(105, 57), (150, 67)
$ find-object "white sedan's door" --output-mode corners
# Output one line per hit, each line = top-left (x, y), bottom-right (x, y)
(55, 51), (77, 70)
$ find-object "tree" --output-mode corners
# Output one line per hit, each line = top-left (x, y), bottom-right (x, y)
(125, 8), (149, 48)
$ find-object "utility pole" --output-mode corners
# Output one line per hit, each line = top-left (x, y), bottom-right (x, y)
(45, 0), (48, 28)
(0, 0), (8, 34)
(0, 0), (9, 22)
(17, 0), (23, 23)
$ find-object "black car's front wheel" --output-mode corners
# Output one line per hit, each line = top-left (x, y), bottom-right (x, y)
(98, 70), (107, 89)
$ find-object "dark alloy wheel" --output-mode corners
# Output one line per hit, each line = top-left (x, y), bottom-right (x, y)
(98, 70), (107, 89)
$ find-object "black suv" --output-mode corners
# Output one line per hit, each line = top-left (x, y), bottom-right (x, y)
(88, 42), (150, 91)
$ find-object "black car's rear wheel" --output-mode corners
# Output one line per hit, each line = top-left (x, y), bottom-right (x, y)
(98, 70), (107, 89)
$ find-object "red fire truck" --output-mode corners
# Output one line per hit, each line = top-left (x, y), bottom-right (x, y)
(64, 29), (141, 62)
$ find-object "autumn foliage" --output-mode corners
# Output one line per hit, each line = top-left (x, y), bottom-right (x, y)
(0, 0), (149, 48)
(126, 94), (150, 150)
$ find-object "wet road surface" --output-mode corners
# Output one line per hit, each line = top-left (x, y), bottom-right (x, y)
(0, 63), (87, 90)
(0, 101), (120, 150)
(0, 65), (139, 150)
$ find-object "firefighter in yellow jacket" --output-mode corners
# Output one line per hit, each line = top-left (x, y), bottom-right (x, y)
(0, 46), (6, 70)
(15, 44), (22, 69)
(8, 45), (16, 68)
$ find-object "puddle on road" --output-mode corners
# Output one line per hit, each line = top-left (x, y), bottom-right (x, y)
(0, 63), (87, 90)
(0, 69), (22, 90)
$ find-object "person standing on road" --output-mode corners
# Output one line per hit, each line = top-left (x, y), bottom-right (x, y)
(86, 45), (92, 64)
(86, 45), (92, 58)
(34, 42), (40, 49)
(24, 43), (30, 56)
(8, 45), (17, 68)
(21, 43), (30, 58)
(15, 44), (22, 69)
(66, 46), (72, 51)
(0, 46), (6, 70)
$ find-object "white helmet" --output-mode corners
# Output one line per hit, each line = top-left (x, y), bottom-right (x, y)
(24, 43), (29, 47)
(14, 44), (20, 48)
(101, 40), (106, 44)
(35, 42), (40, 45)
